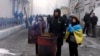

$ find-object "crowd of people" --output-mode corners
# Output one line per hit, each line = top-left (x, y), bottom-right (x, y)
(26, 8), (98, 56)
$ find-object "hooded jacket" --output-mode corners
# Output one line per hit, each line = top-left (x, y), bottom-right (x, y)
(83, 10), (94, 24)
(90, 16), (98, 25)
(49, 9), (64, 35)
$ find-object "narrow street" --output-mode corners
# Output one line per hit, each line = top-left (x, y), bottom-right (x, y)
(0, 29), (100, 56)
(0, 29), (35, 56)
(1, 0), (100, 56)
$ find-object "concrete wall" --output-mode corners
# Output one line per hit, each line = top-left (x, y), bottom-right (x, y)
(0, 0), (13, 18)
(25, 3), (32, 18)
(69, 0), (78, 14)
(0, 24), (25, 39)
(61, 7), (69, 16)
(95, 0), (100, 7)
(0, 0), (31, 18)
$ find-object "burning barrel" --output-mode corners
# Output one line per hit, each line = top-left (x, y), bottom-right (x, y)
(38, 33), (57, 56)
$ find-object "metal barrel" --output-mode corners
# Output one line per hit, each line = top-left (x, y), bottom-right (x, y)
(38, 34), (57, 56)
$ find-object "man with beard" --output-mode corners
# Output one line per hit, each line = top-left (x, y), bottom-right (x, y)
(48, 9), (64, 56)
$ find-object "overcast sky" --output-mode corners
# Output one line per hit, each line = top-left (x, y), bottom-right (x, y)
(33, 0), (69, 15)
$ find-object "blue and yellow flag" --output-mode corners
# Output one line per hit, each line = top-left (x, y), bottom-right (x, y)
(65, 24), (83, 44)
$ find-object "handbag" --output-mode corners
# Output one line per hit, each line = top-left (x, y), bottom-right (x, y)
(69, 35), (76, 43)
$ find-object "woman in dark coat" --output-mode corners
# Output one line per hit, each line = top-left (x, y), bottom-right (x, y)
(30, 16), (46, 56)
(65, 15), (83, 56)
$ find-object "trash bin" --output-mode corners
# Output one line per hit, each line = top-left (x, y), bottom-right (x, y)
(38, 33), (57, 56)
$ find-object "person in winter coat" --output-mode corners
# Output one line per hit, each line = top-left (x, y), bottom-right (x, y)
(30, 16), (46, 56)
(90, 13), (98, 37)
(65, 15), (83, 56)
(62, 14), (71, 32)
(47, 15), (52, 32)
(83, 10), (94, 36)
(29, 15), (33, 26)
(48, 9), (64, 56)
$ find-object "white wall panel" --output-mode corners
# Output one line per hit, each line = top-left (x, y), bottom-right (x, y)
(0, 0), (13, 18)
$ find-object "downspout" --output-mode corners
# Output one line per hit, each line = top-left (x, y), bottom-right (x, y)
(17, 0), (19, 13)
(12, 0), (15, 15)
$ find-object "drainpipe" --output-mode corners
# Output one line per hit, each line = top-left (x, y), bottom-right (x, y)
(12, 0), (15, 15)
(17, 0), (19, 13)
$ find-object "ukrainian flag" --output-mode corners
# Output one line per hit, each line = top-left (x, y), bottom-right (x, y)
(65, 24), (83, 44)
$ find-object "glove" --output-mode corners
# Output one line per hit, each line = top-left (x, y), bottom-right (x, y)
(67, 24), (74, 33)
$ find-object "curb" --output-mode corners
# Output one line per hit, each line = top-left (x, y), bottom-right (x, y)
(0, 24), (25, 39)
